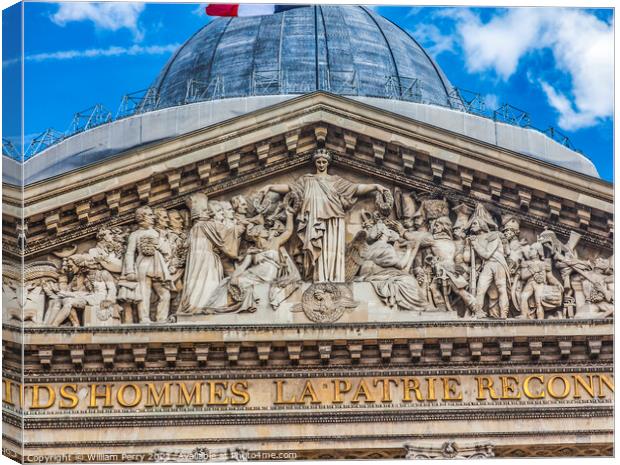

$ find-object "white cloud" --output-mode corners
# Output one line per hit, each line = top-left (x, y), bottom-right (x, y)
(443, 8), (613, 131)
(540, 10), (614, 131)
(449, 9), (545, 80)
(23, 43), (180, 63)
(52, 3), (146, 40)
(410, 23), (455, 58)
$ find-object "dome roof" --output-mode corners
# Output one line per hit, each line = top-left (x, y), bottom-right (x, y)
(151, 5), (458, 109)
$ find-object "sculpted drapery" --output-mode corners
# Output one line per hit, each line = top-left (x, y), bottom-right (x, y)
(359, 231), (428, 311)
(291, 173), (358, 282)
(261, 149), (387, 283)
(178, 219), (226, 313)
(200, 207), (301, 314)
(20, 150), (612, 327)
(178, 194), (238, 314)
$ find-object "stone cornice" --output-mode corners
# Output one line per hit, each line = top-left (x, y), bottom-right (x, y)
(3, 406), (613, 430)
(3, 364), (613, 385)
(3, 320), (611, 374)
(3, 317), (613, 336)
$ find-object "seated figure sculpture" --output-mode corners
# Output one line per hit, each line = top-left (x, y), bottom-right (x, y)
(349, 216), (428, 311)
(30, 156), (613, 326)
(207, 203), (301, 313)
(579, 257), (614, 318)
(396, 214), (478, 316)
(44, 254), (118, 327)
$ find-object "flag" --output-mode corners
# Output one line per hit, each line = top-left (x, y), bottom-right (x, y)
(205, 4), (306, 17)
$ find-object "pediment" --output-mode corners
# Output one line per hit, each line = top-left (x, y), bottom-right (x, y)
(5, 160), (612, 331)
(2, 92), (613, 329)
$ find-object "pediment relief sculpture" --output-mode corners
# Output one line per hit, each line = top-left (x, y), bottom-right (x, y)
(8, 149), (612, 327)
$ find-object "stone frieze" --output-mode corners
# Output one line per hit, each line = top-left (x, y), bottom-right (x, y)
(4, 149), (613, 329)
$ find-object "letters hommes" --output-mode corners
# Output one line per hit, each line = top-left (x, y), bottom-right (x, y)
(4, 373), (613, 411)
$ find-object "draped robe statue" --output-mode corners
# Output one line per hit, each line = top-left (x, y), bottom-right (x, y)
(178, 194), (238, 314)
(260, 149), (387, 283)
(292, 173), (358, 282)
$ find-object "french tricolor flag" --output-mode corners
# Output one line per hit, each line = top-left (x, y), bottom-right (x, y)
(206, 4), (306, 17)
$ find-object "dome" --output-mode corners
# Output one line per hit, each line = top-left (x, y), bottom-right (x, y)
(18, 5), (600, 182)
(151, 5), (458, 109)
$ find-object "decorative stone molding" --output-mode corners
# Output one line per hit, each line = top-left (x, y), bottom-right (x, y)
(256, 142), (271, 164)
(548, 197), (562, 220)
(7, 334), (610, 373)
(343, 131), (357, 153)
(404, 441), (495, 459)
(372, 141), (386, 165)
(167, 170), (182, 194)
(226, 343), (241, 364)
(197, 160), (212, 181)
(136, 179), (152, 204)
(106, 190), (121, 213)
(285, 129), (301, 154)
(75, 200), (91, 225)
(496, 443), (613, 458)
(257, 342), (271, 364)
(44, 211), (60, 236)
(469, 341), (483, 361)
(439, 341), (453, 361)
(132, 345), (148, 366)
(528, 340), (543, 360)
(518, 189), (532, 211)
(10, 136), (613, 256)
(577, 205), (591, 230)
(459, 170), (473, 192)
(314, 125), (328, 145)
(430, 158), (444, 183)
(400, 148), (416, 173)
(226, 152), (241, 173)
(587, 339), (602, 358)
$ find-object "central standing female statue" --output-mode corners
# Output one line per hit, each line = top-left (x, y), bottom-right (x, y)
(260, 149), (389, 282)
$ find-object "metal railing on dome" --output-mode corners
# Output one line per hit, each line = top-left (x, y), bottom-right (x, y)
(185, 77), (226, 103)
(67, 104), (113, 135)
(10, 75), (586, 160)
(2, 138), (21, 159)
(447, 88), (484, 114)
(543, 127), (578, 152)
(385, 75), (422, 102)
(116, 88), (161, 119)
(325, 70), (358, 95)
(493, 103), (531, 128)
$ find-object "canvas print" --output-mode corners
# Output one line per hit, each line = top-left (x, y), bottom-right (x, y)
(1, 1), (614, 462)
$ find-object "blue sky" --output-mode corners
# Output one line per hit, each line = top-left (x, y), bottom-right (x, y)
(2, 2), (614, 181)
